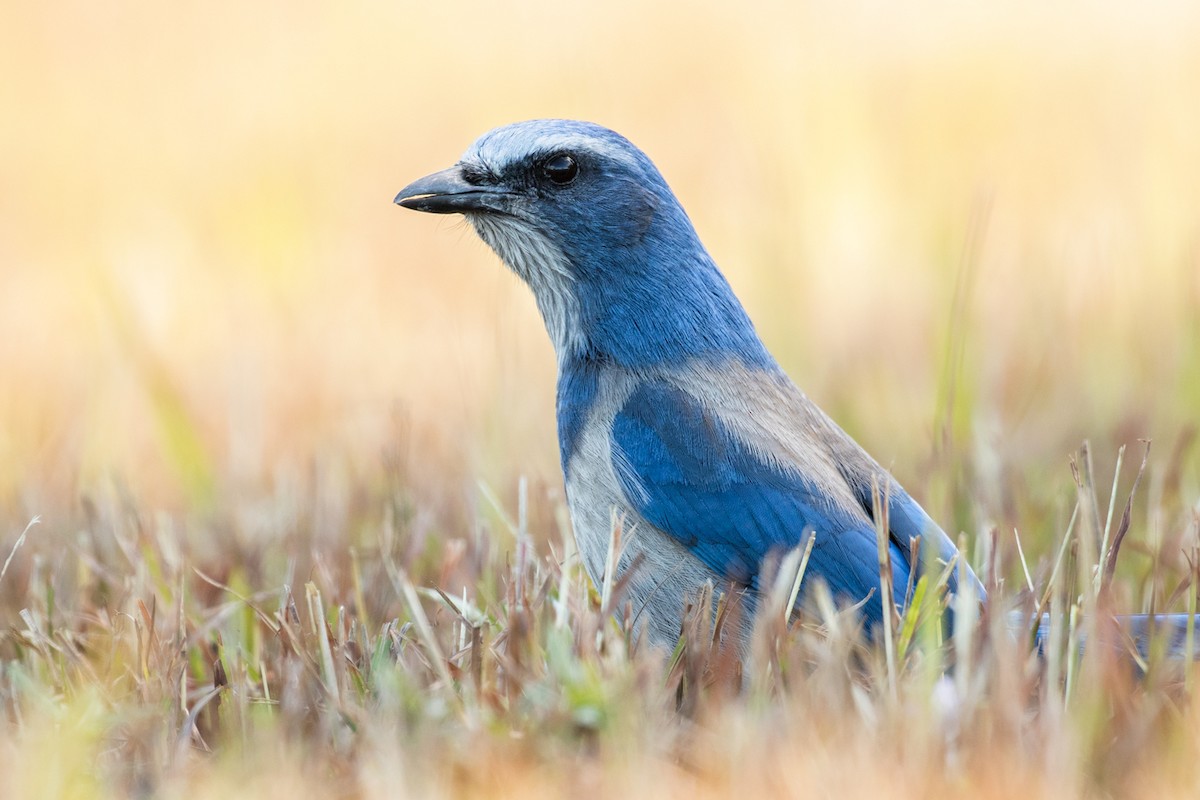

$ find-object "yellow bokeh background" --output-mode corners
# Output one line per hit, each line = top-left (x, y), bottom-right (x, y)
(2, 1), (1197, 534)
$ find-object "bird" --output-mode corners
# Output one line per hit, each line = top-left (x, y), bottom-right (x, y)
(394, 119), (985, 649)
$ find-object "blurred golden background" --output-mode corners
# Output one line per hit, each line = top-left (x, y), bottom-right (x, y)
(2, 0), (1198, 547)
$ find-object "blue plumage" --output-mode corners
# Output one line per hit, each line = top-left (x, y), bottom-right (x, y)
(395, 119), (984, 647)
(554, 357), (602, 468)
(611, 379), (910, 629)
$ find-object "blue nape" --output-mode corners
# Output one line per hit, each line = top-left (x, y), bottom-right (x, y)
(610, 380), (910, 628)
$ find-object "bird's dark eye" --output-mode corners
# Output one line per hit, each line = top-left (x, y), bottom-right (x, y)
(541, 154), (578, 186)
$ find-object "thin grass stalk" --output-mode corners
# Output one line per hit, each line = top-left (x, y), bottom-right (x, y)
(0, 516), (39, 587)
(1095, 444), (1127, 595)
(305, 583), (340, 707)
(786, 534), (817, 626)
(953, 534), (977, 704)
(1188, 546), (1198, 694)
(871, 478), (897, 700)
(1065, 603), (1080, 709)
(1013, 527), (1035, 594)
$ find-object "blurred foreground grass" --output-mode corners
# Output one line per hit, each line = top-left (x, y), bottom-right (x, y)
(1, 443), (1199, 799)
(1, 1), (1199, 797)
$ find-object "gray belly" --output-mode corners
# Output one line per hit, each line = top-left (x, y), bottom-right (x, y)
(563, 376), (754, 649)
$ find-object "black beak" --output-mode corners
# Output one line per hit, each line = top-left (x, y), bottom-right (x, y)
(394, 165), (512, 215)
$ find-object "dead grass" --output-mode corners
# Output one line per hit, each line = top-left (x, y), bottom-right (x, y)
(0, 439), (1198, 798)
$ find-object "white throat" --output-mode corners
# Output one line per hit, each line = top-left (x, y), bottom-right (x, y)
(469, 214), (586, 363)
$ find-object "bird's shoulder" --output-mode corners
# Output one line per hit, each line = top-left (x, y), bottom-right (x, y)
(651, 360), (868, 506)
(606, 361), (897, 594)
(608, 359), (874, 529)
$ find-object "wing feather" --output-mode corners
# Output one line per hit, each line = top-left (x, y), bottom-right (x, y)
(610, 379), (909, 626)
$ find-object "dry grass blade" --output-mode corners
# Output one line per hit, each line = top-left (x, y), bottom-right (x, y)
(1102, 440), (1152, 592)
(871, 477), (897, 698)
(0, 516), (39, 587)
(305, 583), (341, 706)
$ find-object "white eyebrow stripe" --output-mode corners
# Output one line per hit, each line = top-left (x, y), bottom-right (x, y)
(470, 130), (644, 175)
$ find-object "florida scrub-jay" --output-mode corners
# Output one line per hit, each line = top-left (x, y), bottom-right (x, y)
(394, 119), (984, 647)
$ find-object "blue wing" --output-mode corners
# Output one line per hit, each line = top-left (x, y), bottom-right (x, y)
(883, 484), (984, 599)
(610, 379), (910, 626)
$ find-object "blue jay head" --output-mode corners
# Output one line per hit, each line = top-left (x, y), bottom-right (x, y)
(396, 119), (770, 369)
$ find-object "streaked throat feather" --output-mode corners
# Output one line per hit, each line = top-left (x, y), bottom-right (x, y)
(468, 214), (585, 362)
